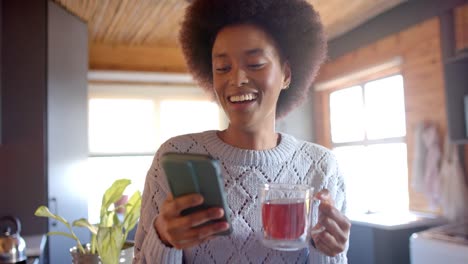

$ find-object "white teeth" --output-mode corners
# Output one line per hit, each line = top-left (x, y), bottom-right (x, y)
(229, 93), (257, 103)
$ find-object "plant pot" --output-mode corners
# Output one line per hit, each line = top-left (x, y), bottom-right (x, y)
(70, 241), (134, 264)
(70, 244), (99, 264)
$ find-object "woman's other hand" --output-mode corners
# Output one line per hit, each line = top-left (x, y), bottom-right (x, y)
(154, 193), (230, 249)
(311, 189), (351, 257)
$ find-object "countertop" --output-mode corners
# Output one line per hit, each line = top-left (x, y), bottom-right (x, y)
(347, 211), (447, 230)
(24, 234), (47, 264)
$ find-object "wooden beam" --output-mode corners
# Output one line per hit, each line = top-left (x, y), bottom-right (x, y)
(89, 43), (188, 73)
(328, 0), (467, 60)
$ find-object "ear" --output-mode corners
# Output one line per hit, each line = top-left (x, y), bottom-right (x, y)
(282, 61), (292, 90)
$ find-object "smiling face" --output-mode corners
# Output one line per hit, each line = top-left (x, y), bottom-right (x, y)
(211, 24), (291, 131)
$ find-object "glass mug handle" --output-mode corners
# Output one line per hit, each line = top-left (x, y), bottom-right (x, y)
(309, 198), (326, 235)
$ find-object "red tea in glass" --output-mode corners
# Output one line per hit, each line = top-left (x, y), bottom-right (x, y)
(262, 199), (306, 240)
(259, 183), (323, 251)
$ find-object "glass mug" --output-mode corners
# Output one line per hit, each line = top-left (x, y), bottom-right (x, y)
(259, 183), (324, 251)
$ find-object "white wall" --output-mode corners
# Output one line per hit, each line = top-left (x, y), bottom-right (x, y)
(276, 91), (315, 142)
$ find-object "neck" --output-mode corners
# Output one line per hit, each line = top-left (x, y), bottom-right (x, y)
(218, 124), (279, 150)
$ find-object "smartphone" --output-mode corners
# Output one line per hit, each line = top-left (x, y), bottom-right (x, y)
(161, 152), (232, 235)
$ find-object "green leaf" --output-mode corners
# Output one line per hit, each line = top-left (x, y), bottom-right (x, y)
(100, 179), (131, 221)
(123, 191), (141, 234)
(91, 234), (97, 254)
(112, 212), (120, 227)
(73, 218), (98, 234)
(100, 211), (118, 227)
(46, 231), (76, 240)
(34, 206), (70, 229)
(97, 226), (124, 264)
(36, 206), (84, 253)
(125, 191), (141, 209)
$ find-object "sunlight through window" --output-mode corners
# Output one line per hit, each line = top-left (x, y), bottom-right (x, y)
(159, 100), (221, 145)
(329, 74), (408, 214)
(89, 98), (157, 154)
(330, 86), (365, 143)
(365, 75), (406, 140)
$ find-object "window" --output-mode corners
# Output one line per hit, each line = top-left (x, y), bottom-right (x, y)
(89, 98), (158, 155)
(88, 98), (221, 155)
(329, 75), (409, 214)
(86, 82), (225, 223)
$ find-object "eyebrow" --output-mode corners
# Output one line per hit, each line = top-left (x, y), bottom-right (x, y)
(245, 48), (264, 56)
(213, 53), (227, 59)
(213, 48), (265, 59)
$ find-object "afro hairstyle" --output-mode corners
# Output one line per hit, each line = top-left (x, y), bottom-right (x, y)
(179, 0), (327, 119)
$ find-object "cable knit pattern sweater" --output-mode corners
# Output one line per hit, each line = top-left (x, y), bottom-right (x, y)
(133, 130), (347, 264)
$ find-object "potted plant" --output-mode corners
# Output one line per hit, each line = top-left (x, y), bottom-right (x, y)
(34, 179), (141, 264)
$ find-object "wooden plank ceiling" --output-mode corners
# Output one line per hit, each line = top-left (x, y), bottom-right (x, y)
(53, 0), (407, 73)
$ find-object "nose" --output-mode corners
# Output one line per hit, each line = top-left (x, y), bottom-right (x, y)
(228, 66), (249, 87)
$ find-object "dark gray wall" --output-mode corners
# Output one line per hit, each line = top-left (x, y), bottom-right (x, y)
(0, 5), (88, 258)
(0, 0), (49, 235)
(0, 1), (2, 145)
(47, 1), (89, 263)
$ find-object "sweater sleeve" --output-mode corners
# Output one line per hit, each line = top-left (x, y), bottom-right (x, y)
(308, 151), (349, 264)
(133, 148), (183, 264)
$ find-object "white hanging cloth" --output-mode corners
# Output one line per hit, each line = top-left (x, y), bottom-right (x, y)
(411, 122), (442, 208)
(439, 136), (468, 222)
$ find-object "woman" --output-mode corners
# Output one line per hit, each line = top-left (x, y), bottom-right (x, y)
(134, 0), (351, 263)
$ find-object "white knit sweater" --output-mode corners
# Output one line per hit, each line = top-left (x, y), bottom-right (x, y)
(133, 130), (348, 264)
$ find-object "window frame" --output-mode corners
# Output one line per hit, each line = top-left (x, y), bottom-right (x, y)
(321, 72), (411, 214)
(329, 74), (407, 149)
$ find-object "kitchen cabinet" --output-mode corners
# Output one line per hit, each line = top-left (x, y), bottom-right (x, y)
(443, 52), (468, 143)
(0, 1), (88, 263)
(347, 212), (445, 264)
(441, 8), (468, 144)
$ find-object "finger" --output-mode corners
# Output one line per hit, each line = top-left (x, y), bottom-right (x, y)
(311, 222), (325, 233)
(318, 202), (351, 232)
(164, 193), (204, 217)
(169, 208), (225, 234)
(312, 233), (335, 257)
(170, 221), (229, 249)
(172, 236), (210, 250)
(160, 193), (174, 210)
(315, 189), (335, 206)
(167, 193), (174, 200)
(185, 221), (230, 241)
(314, 233), (337, 257)
(318, 214), (348, 244)
(314, 231), (343, 257)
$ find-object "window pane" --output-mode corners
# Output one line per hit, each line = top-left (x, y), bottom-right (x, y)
(89, 99), (157, 154)
(334, 143), (409, 214)
(333, 146), (369, 214)
(366, 143), (409, 212)
(159, 100), (220, 145)
(330, 86), (365, 143)
(364, 75), (406, 139)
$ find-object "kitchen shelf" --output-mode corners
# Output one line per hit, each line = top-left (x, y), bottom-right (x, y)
(440, 7), (468, 144)
(445, 49), (468, 63)
(443, 50), (468, 144)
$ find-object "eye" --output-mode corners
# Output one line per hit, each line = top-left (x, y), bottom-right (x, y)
(215, 66), (231, 73)
(248, 63), (265, 70)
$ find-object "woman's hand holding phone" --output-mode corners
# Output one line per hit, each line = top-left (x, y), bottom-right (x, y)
(154, 193), (230, 249)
